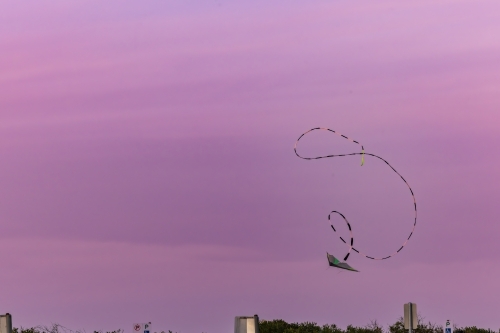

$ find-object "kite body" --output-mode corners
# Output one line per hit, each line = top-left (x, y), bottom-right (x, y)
(294, 127), (417, 272)
(327, 253), (358, 272)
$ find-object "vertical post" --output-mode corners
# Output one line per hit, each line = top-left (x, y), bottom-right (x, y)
(404, 303), (417, 332)
(409, 304), (413, 333)
(0, 313), (12, 333)
(235, 315), (259, 333)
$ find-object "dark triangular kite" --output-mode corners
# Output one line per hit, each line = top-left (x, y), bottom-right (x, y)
(327, 253), (358, 272)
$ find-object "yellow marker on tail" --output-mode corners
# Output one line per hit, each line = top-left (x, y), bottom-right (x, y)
(361, 148), (365, 166)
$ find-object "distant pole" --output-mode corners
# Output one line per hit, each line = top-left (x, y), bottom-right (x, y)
(254, 315), (260, 333)
(0, 313), (12, 333)
(404, 303), (417, 333)
(409, 304), (413, 333)
(235, 315), (259, 333)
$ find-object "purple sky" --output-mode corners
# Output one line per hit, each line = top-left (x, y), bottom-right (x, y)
(1, 0), (500, 332)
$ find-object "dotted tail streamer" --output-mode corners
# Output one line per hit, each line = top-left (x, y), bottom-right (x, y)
(294, 127), (417, 262)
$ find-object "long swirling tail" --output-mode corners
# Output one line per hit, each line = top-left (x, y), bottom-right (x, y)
(294, 127), (417, 262)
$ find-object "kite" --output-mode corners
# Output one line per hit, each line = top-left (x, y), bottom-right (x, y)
(294, 127), (417, 272)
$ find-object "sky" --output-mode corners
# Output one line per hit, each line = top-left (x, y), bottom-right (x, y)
(1, 0), (500, 332)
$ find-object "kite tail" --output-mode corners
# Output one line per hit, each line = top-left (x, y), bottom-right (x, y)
(294, 127), (417, 264)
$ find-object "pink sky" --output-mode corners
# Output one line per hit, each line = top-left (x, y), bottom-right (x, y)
(1, 0), (500, 332)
